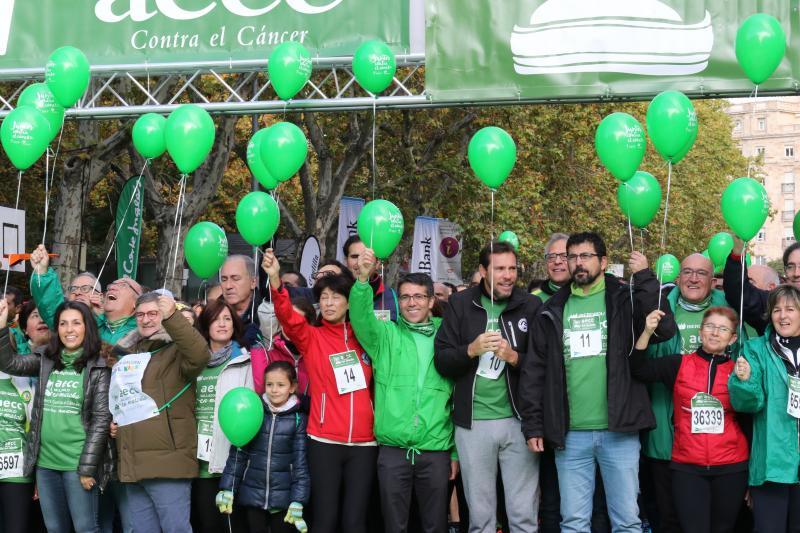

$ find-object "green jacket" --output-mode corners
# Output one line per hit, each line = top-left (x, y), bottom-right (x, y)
(729, 329), (800, 486)
(349, 281), (455, 455)
(30, 267), (136, 344)
(643, 287), (735, 460)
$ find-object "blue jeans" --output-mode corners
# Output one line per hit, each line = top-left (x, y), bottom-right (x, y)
(554, 430), (641, 533)
(124, 478), (192, 533)
(99, 480), (134, 533)
(36, 467), (100, 533)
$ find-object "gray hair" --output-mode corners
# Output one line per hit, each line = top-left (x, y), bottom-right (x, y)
(224, 254), (256, 278)
(544, 233), (569, 255)
(762, 266), (781, 287)
(135, 291), (161, 308)
(72, 271), (99, 287)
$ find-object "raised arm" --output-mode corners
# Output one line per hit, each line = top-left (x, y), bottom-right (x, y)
(0, 301), (40, 377)
(262, 249), (312, 354)
(630, 310), (681, 387)
(159, 296), (211, 382)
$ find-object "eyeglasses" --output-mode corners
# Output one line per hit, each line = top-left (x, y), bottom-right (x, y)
(545, 253), (568, 263)
(701, 323), (733, 334)
(398, 294), (430, 304)
(679, 268), (711, 278)
(786, 263), (800, 273)
(135, 310), (161, 320)
(107, 280), (141, 296)
(68, 284), (96, 294)
(567, 253), (600, 263)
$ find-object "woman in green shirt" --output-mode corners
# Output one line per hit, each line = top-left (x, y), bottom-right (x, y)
(0, 300), (111, 533)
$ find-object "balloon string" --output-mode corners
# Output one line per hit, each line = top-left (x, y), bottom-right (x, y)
(371, 96), (377, 201)
(42, 149), (50, 246)
(748, 85), (759, 178)
(739, 246), (746, 341)
(4, 171), (22, 297)
(490, 189), (495, 309)
(42, 114), (67, 246)
(163, 174), (188, 292)
(227, 448), (239, 533)
(660, 161), (672, 253)
(639, 228), (644, 255)
(250, 246), (259, 328)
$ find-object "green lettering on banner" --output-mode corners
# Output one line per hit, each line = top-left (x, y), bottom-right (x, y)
(0, 0), (410, 72)
(426, 0), (799, 101)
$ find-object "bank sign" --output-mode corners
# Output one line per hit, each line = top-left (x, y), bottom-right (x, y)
(0, 0), (410, 71)
(426, 0), (800, 101)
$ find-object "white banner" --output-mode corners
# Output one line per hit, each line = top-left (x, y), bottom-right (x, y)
(109, 352), (159, 427)
(299, 235), (321, 287)
(336, 197), (364, 263)
(437, 219), (463, 284)
(411, 217), (463, 284)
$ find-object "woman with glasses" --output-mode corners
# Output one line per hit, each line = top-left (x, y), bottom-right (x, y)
(730, 284), (800, 532)
(262, 248), (375, 533)
(632, 307), (748, 533)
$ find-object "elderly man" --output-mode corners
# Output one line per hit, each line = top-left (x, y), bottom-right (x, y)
(29, 244), (140, 344)
(748, 264), (780, 291)
(219, 254), (261, 346)
(532, 233), (570, 303)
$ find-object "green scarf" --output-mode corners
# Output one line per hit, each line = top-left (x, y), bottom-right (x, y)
(547, 281), (562, 294)
(400, 317), (435, 337)
(677, 294), (712, 313)
(107, 315), (131, 331)
(570, 276), (606, 297)
(61, 348), (84, 369)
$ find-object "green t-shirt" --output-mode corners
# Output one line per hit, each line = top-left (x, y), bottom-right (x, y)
(563, 281), (608, 430)
(38, 351), (86, 471)
(472, 295), (513, 421)
(196, 363), (226, 478)
(675, 306), (704, 355)
(0, 377), (31, 483)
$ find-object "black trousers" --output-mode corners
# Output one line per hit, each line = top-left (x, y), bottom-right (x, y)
(245, 507), (296, 533)
(646, 458), (682, 533)
(671, 468), (748, 533)
(751, 482), (800, 533)
(0, 481), (33, 533)
(377, 446), (450, 533)
(307, 439), (377, 533)
(191, 476), (247, 533)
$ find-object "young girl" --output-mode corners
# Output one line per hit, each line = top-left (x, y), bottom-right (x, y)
(217, 361), (309, 533)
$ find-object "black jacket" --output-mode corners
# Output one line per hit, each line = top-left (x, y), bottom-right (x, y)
(0, 328), (113, 485)
(219, 398), (309, 510)
(518, 271), (675, 448)
(723, 254), (769, 336)
(434, 283), (541, 429)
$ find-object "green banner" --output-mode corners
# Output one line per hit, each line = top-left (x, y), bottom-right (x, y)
(116, 176), (143, 280)
(426, 0), (800, 102)
(0, 0), (410, 72)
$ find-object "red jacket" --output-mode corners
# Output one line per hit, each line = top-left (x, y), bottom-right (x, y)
(271, 285), (374, 443)
(672, 353), (749, 466)
(251, 337), (309, 399)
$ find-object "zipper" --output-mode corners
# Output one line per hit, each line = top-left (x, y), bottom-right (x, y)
(348, 392), (354, 443)
(242, 459), (251, 482)
(263, 413), (277, 509)
(506, 320), (517, 348)
(468, 300), (489, 428)
(320, 393), (326, 425)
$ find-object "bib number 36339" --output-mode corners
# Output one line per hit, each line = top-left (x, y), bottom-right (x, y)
(329, 351), (367, 395)
(691, 392), (724, 434)
(0, 438), (23, 479)
(788, 375), (800, 419)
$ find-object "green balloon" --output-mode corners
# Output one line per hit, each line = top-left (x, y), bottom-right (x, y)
(357, 199), (404, 259)
(595, 112), (645, 182)
(352, 40), (397, 94)
(670, 120), (698, 164)
(720, 177), (770, 241)
(132, 113), (167, 159)
(498, 231), (520, 251)
(218, 387), (264, 447)
(18, 83), (64, 142)
(736, 14), (786, 85)
(708, 232), (734, 267)
(247, 129), (278, 190)
(646, 91), (698, 162)
(793, 211), (800, 242)
(45, 46), (90, 108)
(184, 221), (228, 279)
(617, 171), (662, 229)
(260, 122), (308, 182)
(236, 192), (280, 246)
(165, 104), (215, 174)
(268, 42), (312, 100)
(468, 126), (516, 190)
(1, 106), (51, 170)
(655, 254), (680, 283)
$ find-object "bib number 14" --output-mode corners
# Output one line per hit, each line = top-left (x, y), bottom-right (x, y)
(329, 351), (367, 394)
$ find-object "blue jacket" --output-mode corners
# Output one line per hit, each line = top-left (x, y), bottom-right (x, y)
(219, 397), (309, 510)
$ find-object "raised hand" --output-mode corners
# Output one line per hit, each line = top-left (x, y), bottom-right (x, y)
(30, 244), (50, 275)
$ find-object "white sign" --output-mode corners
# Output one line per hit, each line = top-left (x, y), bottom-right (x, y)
(299, 235), (321, 288)
(109, 352), (160, 426)
(0, 206), (25, 273)
(410, 216), (463, 284)
(336, 197), (364, 263)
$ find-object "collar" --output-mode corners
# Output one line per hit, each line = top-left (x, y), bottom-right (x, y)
(400, 317), (435, 337)
(677, 293), (712, 313)
(263, 394), (299, 413)
(545, 280), (562, 295)
(570, 276), (606, 297)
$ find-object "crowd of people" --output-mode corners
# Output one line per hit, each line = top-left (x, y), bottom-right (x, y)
(0, 229), (798, 533)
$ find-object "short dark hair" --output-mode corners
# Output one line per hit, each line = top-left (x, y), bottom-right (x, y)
(567, 232), (607, 258)
(18, 300), (38, 333)
(313, 273), (355, 300)
(197, 298), (245, 346)
(398, 273), (434, 297)
(343, 235), (363, 258)
(478, 241), (517, 269)
(46, 301), (102, 372)
(443, 282), (457, 293)
(4, 286), (22, 307)
(290, 295), (318, 326)
(317, 259), (353, 281)
(281, 269), (308, 288)
(784, 242), (800, 267)
(266, 360), (297, 383)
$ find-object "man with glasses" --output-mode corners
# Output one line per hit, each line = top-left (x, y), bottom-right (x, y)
(533, 233), (570, 303)
(642, 252), (736, 533)
(520, 232), (674, 533)
(349, 247), (456, 533)
(435, 240), (541, 533)
(28, 243), (141, 344)
(724, 239), (800, 335)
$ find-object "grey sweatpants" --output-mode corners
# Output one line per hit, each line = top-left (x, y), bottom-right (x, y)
(455, 417), (540, 533)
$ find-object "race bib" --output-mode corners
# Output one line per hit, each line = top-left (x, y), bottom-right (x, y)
(329, 351), (367, 394)
(373, 310), (391, 322)
(109, 352), (160, 426)
(197, 420), (213, 462)
(0, 438), (23, 479)
(569, 330), (602, 358)
(691, 392), (724, 434)
(788, 375), (800, 419)
(476, 352), (505, 380)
